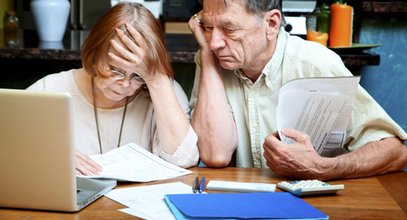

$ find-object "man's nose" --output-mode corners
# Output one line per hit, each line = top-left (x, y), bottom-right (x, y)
(209, 29), (226, 51)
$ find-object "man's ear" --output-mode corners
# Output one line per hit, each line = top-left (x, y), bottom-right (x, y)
(265, 9), (281, 40)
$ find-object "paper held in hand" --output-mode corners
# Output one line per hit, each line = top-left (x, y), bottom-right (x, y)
(79, 143), (192, 182)
(276, 76), (360, 156)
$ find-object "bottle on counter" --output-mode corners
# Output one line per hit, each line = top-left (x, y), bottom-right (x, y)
(3, 10), (20, 47)
(317, 3), (330, 34)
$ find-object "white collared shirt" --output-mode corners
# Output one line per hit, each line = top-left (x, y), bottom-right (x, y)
(190, 28), (407, 168)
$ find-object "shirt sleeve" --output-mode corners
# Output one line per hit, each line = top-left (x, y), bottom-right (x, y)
(26, 78), (45, 91)
(283, 39), (407, 152)
(25, 70), (75, 92)
(189, 50), (201, 115)
(155, 125), (199, 168)
(346, 86), (407, 151)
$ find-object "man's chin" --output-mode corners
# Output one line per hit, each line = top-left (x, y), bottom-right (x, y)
(219, 61), (239, 70)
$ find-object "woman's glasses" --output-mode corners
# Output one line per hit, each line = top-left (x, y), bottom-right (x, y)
(109, 67), (145, 84)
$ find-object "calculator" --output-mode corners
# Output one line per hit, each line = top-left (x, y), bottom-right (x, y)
(277, 180), (344, 196)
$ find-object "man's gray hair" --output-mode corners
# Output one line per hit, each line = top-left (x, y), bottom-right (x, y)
(199, 0), (281, 17)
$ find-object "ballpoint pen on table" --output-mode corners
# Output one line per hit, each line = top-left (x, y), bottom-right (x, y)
(192, 176), (199, 193)
(199, 177), (205, 193)
(192, 176), (206, 193)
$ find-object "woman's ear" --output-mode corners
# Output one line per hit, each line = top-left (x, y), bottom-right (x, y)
(265, 9), (282, 40)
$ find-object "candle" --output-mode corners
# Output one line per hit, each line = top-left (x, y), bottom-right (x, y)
(329, 2), (353, 47)
(307, 30), (329, 47)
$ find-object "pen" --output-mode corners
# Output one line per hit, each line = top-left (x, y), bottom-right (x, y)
(192, 176), (199, 193)
(199, 177), (205, 193)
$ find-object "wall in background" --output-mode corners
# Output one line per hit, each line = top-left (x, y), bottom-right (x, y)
(358, 17), (407, 133)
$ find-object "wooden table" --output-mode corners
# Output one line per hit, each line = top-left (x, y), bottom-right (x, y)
(0, 168), (406, 219)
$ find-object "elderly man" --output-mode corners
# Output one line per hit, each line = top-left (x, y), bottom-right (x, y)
(188, 0), (407, 180)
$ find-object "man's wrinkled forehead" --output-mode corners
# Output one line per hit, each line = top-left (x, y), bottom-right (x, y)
(202, 0), (242, 9)
(202, 0), (226, 12)
(201, 0), (246, 19)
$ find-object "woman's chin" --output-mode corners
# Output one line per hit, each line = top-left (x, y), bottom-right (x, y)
(106, 92), (126, 102)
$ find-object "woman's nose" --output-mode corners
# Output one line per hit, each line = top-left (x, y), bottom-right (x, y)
(118, 78), (131, 87)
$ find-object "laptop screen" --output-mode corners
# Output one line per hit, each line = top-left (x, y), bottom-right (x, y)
(0, 89), (78, 211)
(0, 89), (116, 212)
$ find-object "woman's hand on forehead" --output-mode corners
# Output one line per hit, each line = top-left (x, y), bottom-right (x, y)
(108, 23), (149, 80)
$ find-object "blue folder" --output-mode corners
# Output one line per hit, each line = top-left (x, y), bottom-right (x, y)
(164, 192), (329, 219)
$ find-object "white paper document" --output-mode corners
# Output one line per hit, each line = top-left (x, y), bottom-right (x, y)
(81, 143), (192, 182)
(276, 76), (360, 156)
(105, 181), (194, 220)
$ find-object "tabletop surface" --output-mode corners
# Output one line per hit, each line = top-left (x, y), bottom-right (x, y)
(0, 167), (406, 220)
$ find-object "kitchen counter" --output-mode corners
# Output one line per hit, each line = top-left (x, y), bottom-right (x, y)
(0, 29), (379, 67)
(0, 29), (380, 90)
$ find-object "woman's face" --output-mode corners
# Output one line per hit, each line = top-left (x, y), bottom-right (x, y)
(93, 31), (146, 103)
(93, 65), (144, 102)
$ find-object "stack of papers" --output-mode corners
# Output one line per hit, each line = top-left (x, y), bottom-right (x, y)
(164, 192), (329, 219)
(276, 76), (360, 156)
(105, 182), (195, 219)
(80, 143), (192, 182)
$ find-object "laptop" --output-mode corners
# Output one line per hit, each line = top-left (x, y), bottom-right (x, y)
(0, 88), (117, 212)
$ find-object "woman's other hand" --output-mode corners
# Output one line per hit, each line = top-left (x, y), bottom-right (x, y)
(75, 150), (103, 176)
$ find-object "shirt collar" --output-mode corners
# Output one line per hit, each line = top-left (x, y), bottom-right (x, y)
(262, 27), (288, 79)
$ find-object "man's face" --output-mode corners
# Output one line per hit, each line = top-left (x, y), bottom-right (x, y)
(200, 1), (272, 72)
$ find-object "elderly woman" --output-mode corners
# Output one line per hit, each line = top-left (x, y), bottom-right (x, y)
(27, 2), (199, 175)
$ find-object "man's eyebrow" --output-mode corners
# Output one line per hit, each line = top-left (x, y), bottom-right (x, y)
(201, 17), (238, 28)
(218, 19), (243, 29)
(200, 16), (208, 25)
